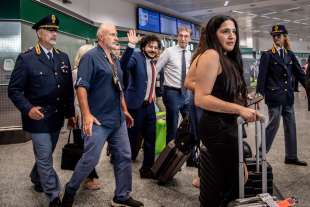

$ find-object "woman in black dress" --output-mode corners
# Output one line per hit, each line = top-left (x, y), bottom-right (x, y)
(193, 15), (258, 206)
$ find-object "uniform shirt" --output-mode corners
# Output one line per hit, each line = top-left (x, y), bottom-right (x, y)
(76, 45), (124, 129)
(144, 57), (156, 100)
(156, 45), (191, 88)
(40, 44), (53, 59)
(275, 46), (284, 57)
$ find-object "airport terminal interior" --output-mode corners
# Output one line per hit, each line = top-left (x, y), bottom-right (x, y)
(0, 0), (310, 206)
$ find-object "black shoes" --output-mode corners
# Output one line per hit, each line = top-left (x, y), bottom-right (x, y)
(139, 168), (155, 179)
(186, 158), (199, 168)
(33, 183), (43, 193)
(111, 197), (144, 207)
(61, 188), (75, 207)
(49, 197), (62, 207)
(285, 158), (308, 166)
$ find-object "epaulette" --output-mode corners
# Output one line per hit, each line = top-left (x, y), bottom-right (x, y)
(54, 47), (60, 54)
(23, 47), (33, 54)
(35, 44), (41, 55)
(271, 46), (276, 54)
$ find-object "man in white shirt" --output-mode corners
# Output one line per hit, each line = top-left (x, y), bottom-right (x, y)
(156, 27), (192, 144)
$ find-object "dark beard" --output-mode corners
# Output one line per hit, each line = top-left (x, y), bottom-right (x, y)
(143, 51), (156, 59)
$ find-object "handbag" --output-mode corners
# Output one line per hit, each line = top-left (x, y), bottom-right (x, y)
(61, 129), (84, 171)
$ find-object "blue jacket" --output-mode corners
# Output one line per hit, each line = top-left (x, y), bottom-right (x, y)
(257, 47), (306, 106)
(8, 45), (75, 133)
(120, 47), (150, 109)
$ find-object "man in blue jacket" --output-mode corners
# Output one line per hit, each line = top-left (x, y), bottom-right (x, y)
(8, 14), (75, 206)
(121, 33), (161, 178)
(257, 25), (307, 166)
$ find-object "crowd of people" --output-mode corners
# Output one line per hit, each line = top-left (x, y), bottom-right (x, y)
(7, 13), (310, 207)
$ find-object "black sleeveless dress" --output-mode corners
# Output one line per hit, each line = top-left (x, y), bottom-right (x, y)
(199, 73), (240, 207)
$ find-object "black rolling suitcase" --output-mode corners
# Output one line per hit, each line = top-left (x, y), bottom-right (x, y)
(228, 115), (278, 207)
(151, 116), (195, 184)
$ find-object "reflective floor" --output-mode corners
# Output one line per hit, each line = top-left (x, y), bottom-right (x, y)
(0, 89), (309, 207)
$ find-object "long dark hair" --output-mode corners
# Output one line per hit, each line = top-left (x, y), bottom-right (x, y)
(191, 26), (207, 64)
(198, 15), (247, 104)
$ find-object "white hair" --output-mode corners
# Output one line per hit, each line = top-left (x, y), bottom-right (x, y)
(96, 22), (116, 40)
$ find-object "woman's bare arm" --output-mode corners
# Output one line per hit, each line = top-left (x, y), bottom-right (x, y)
(194, 49), (243, 114)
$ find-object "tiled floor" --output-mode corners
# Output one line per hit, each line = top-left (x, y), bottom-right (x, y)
(0, 90), (309, 207)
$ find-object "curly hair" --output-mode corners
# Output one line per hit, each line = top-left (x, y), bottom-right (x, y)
(139, 35), (161, 51)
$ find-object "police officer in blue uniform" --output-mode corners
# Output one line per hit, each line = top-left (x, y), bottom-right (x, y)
(257, 24), (307, 166)
(8, 14), (75, 206)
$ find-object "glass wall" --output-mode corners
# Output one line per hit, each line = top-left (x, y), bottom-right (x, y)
(0, 21), (21, 128)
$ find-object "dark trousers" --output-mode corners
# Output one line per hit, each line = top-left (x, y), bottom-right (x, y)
(30, 131), (61, 201)
(128, 102), (156, 169)
(163, 87), (190, 144)
(187, 96), (203, 166)
(265, 104), (298, 159)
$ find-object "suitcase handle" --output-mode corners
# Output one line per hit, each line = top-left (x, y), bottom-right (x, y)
(237, 115), (267, 199)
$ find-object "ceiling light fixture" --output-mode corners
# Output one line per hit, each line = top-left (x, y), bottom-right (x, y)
(262, 11), (277, 16)
(224, 1), (230, 6)
(283, 7), (301, 12)
(294, 18), (309, 22)
(232, 10), (244, 14)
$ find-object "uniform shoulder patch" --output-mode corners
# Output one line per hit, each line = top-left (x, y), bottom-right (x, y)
(54, 47), (61, 54)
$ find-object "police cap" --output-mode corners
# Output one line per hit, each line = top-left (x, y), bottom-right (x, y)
(270, 24), (288, 36)
(32, 14), (59, 31)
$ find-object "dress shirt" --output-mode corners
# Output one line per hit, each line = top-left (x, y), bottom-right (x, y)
(40, 44), (53, 60)
(156, 45), (191, 88)
(144, 57), (156, 100)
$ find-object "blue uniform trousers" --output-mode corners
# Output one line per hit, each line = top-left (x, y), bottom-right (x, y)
(30, 131), (61, 201)
(265, 104), (298, 159)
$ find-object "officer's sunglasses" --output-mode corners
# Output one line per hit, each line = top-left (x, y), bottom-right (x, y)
(272, 34), (282, 39)
(41, 27), (58, 32)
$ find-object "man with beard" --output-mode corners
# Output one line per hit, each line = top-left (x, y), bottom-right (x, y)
(121, 33), (161, 178)
(8, 14), (75, 206)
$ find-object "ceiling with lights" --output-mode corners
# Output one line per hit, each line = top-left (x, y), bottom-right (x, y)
(137, 0), (310, 41)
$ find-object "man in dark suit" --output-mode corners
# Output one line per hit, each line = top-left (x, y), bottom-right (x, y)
(257, 24), (307, 166)
(121, 33), (161, 178)
(8, 15), (75, 206)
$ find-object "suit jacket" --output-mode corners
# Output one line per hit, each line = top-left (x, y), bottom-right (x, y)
(8, 44), (75, 132)
(120, 47), (153, 109)
(257, 47), (306, 106)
